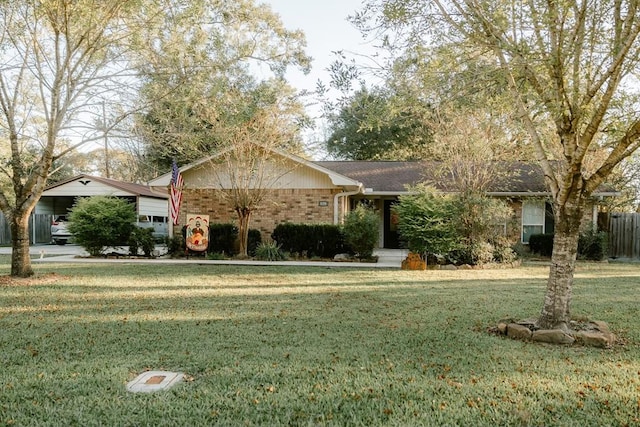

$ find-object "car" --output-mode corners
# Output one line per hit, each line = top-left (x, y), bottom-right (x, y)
(51, 215), (72, 245)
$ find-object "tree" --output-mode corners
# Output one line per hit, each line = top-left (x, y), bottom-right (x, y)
(359, 0), (640, 329)
(210, 111), (298, 258)
(0, 0), (143, 277)
(326, 87), (433, 160)
(132, 0), (311, 173)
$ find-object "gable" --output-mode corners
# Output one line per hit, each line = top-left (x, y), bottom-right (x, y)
(43, 178), (137, 197)
(149, 147), (362, 191)
(44, 175), (168, 199)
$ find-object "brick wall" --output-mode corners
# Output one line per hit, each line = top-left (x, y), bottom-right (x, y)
(174, 188), (342, 240)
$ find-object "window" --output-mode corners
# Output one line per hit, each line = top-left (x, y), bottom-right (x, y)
(522, 201), (545, 243)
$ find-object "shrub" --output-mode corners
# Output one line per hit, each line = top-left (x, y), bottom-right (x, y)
(208, 223), (238, 255)
(528, 233), (554, 257)
(128, 227), (155, 257)
(165, 234), (184, 256)
(343, 205), (379, 259)
(248, 229), (262, 257)
(67, 196), (136, 256)
(272, 223), (345, 258)
(578, 229), (608, 261)
(394, 185), (460, 257)
(254, 241), (286, 261)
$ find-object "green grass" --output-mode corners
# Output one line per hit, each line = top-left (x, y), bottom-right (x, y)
(0, 261), (639, 426)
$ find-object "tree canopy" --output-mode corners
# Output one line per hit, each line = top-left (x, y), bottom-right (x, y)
(325, 87), (433, 160)
(132, 0), (311, 174)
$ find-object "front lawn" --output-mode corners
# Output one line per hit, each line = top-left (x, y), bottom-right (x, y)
(0, 261), (638, 426)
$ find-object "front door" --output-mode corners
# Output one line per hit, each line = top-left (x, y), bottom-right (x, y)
(383, 199), (401, 249)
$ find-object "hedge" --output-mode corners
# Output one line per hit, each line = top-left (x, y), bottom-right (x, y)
(271, 223), (345, 258)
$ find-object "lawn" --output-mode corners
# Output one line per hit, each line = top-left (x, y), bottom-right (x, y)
(0, 260), (639, 426)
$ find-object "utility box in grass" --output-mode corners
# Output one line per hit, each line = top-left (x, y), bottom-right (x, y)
(401, 252), (426, 270)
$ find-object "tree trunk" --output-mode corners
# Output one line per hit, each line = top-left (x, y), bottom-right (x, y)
(11, 212), (34, 278)
(537, 199), (584, 331)
(236, 208), (252, 258)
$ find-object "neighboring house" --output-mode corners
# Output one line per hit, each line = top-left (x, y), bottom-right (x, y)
(149, 148), (618, 249)
(37, 175), (170, 239)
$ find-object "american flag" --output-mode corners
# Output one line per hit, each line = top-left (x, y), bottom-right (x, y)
(170, 160), (184, 225)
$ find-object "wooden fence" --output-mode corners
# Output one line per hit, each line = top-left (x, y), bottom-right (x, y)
(607, 213), (640, 260)
(0, 214), (52, 246)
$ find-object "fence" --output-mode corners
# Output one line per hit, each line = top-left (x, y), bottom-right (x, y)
(0, 214), (52, 246)
(607, 213), (640, 260)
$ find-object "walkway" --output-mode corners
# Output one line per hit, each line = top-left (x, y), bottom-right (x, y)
(2, 245), (408, 269)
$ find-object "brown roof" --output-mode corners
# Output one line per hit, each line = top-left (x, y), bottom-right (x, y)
(314, 161), (553, 194)
(45, 175), (168, 199)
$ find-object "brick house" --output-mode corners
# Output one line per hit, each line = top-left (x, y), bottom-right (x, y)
(148, 148), (617, 249)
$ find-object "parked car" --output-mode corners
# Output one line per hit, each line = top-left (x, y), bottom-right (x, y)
(51, 215), (72, 245)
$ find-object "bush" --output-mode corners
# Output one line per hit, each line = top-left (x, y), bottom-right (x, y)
(165, 234), (184, 256)
(67, 196), (136, 256)
(578, 229), (608, 261)
(528, 233), (555, 257)
(208, 223), (238, 255)
(128, 227), (155, 257)
(394, 185), (460, 257)
(254, 241), (286, 261)
(272, 223), (345, 258)
(248, 229), (262, 257)
(343, 205), (379, 259)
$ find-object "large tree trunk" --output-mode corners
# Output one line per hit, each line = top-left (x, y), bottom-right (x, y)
(10, 212), (34, 278)
(236, 208), (252, 258)
(537, 198), (584, 331)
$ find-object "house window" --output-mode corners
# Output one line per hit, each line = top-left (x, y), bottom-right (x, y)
(522, 200), (545, 243)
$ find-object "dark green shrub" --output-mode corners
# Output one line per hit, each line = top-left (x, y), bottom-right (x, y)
(343, 205), (379, 259)
(528, 233), (554, 256)
(208, 223), (238, 255)
(314, 224), (346, 258)
(128, 227), (155, 257)
(272, 223), (345, 258)
(394, 185), (459, 257)
(165, 234), (185, 256)
(254, 241), (286, 261)
(578, 229), (608, 261)
(67, 196), (136, 256)
(248, 229), (262, 257)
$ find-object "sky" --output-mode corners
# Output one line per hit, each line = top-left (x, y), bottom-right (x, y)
(263, 0), (377, 102)
(261, 0), (380, 153)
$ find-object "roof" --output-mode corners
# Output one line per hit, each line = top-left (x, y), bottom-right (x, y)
(148, 146), (363, 190)
(314, 161), (617, 196)
(45, 175), (168, 199)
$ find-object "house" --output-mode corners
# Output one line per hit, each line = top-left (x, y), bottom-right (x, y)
(148, 148), (617, 249)
(37, 175), (170, 238)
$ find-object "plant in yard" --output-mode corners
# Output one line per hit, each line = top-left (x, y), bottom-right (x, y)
(342, 204), (380, 259)
(67, 196), (136, 256)
(394, 184), (459, 260)
(165, 234), (184, 256)
(128, 227), (155, 257)
(254, 241), (286, 261)
(578, 228), (608, 261)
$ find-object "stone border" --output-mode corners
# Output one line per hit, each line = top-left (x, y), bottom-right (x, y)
(491, 319), (616, 348)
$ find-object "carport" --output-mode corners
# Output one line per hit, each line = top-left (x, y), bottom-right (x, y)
(36, 175), (170, 239)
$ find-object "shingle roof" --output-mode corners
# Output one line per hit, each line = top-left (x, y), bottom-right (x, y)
(314, 161), (554, 194)
(45, 175), (168, 199)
